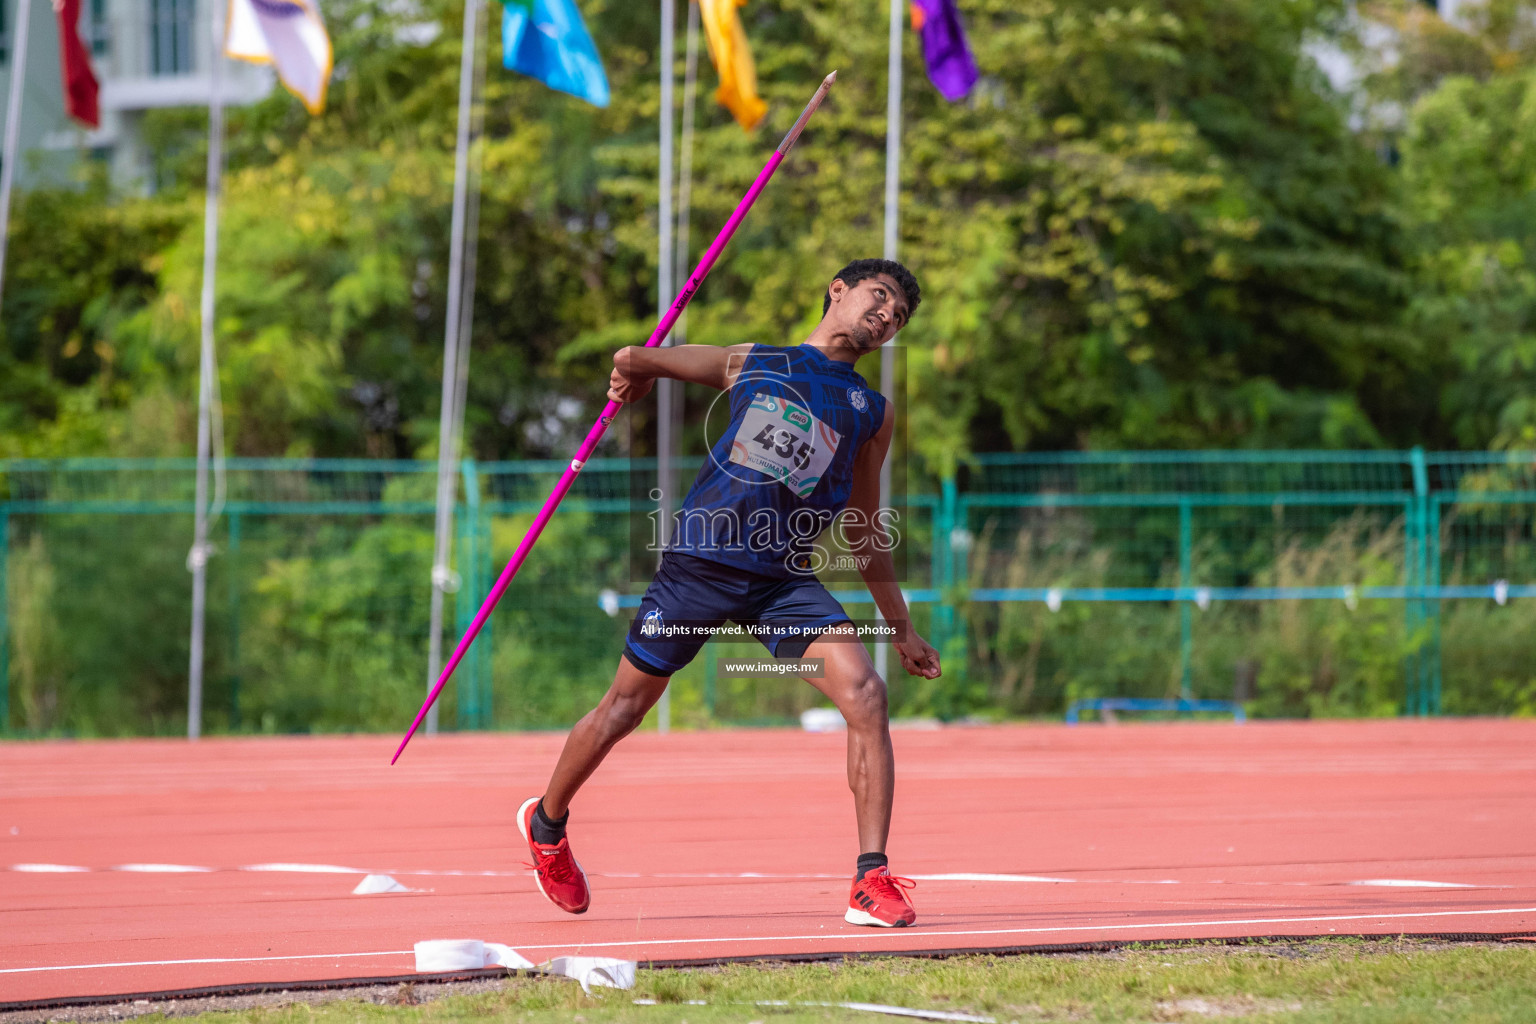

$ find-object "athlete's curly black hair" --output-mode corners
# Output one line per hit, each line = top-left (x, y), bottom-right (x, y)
(822, 259), (921, 320)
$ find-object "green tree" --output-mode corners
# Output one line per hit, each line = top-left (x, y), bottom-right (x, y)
(0, 170), (189, 456)
(0, 0), (1462, 464)
(1387, 0), (1536, 449)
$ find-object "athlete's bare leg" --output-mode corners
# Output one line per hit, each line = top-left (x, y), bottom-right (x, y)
(541, 656), (670, 818)
(801, 630), (893, 854)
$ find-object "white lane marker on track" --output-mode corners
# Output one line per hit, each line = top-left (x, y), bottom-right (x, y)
(240, 863), (369, 874)
(7, 906), (1536, 976)
(9, 864), (90, 872)
(353, 874), (418, 894)
(1348, 879), (1476, 888)
(113, 864), (215, 873)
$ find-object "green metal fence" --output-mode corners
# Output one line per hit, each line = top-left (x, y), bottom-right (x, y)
(2, 450), (1535, 735)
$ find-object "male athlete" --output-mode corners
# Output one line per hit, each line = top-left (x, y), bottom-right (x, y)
(517, 259), (941, 927)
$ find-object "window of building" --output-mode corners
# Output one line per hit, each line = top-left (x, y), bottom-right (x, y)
(88, 0), (108, 57)
(150, 0), (195, 75)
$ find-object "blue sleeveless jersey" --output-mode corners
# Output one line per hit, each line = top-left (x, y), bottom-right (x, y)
(667, 343), (888, 578)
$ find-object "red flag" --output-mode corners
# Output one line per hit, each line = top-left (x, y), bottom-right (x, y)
(52, 0), (100, 128)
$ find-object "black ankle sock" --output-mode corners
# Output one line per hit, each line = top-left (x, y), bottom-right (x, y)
(855, 852), (888, 880)
(531, 800), (568, 845)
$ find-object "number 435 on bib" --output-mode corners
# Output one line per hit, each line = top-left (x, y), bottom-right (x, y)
(729, 392), (842, 498)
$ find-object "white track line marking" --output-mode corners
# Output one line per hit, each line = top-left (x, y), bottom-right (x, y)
(4, 906), (1533, 976)
(240, 863), (369, 874)
(0, 951), (413, 975)
(1349, 879), (1475, 888)
(3, 864), (1512, 889)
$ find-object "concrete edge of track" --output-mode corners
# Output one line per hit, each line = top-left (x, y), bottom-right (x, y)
(6, 932), (1534, 1013)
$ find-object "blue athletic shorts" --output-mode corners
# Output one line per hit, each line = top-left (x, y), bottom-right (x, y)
(623, 551), (852, 677)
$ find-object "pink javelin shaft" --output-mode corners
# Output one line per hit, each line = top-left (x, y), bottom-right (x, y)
(392, 71), (838, 763)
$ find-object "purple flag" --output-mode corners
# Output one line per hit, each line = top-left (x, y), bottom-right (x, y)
(910, 0), (979, 101)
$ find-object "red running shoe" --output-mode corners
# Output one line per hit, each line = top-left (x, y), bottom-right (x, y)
(845, 866), (917, 927)
(517, 796), (590, 914)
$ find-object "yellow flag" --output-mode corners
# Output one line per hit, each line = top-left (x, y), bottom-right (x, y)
(699, 0), (767, 131)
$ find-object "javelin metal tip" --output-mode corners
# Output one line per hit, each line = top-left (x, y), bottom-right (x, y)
(777, 72), (839, 154)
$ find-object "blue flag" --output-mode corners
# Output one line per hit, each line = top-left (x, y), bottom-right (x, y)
(502, 0), (610, 108)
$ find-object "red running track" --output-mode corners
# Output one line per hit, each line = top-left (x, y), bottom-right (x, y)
(3, 719), (1535, 1002)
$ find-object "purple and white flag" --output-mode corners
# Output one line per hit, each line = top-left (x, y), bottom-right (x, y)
(226, 0), (334, 114)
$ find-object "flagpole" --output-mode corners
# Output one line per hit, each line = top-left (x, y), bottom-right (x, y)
(446, 0), (487, 725)
(654, 0), (676, 734)
(674, 0), (699, 346)
(875, 0), (901, 683)
(452, 0), (489, 475)
(664, 3), (698, 667)
(0, 0), (36, 309)
(450, 0), (488, 536)
(188, 0), (227, 740)
(427, 0), (484, 736)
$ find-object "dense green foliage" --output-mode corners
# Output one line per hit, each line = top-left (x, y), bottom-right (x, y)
(3, 0), (1534, 463)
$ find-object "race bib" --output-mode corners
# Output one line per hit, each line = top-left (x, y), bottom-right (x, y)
(729, 392), (842, 498)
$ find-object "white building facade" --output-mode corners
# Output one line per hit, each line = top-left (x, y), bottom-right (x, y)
(0, 0), (272, 189)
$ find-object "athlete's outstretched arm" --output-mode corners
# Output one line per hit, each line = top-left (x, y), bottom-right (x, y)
(607, 343), (753, 403)
(843, 402), (941, 680)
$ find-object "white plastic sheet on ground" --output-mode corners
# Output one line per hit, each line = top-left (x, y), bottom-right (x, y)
(413, 939), (534, 972)
(413, 940), (635, 993)
(545, 955), (637, 993)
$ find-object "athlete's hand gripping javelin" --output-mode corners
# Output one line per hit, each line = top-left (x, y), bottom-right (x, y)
(607, 343), (753, 404)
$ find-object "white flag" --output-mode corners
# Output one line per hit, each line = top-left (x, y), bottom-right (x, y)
(226, 0), (333, 114)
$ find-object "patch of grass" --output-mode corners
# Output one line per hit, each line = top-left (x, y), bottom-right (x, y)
(67, 941), (1536, 1024)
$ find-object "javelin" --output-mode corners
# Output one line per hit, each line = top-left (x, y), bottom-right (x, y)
(392, 71), (839, 764)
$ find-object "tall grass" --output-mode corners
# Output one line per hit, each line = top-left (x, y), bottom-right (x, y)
(964, 510), (1536, 719)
